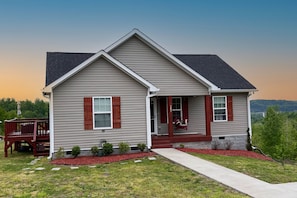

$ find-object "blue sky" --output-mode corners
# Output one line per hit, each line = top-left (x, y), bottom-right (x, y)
(0, 0), (296, 100)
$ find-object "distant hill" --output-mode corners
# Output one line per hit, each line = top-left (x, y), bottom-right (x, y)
(251, 100), (297, 113)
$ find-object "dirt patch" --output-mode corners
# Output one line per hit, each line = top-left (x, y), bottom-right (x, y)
(178, 148), (273, 161)
(51, 152), (156, 165)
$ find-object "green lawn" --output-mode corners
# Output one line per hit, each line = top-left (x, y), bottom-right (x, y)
(190, 152), (297, 184)
(0, 141), (246, 198)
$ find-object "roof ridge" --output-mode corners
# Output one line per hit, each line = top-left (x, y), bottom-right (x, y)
(47, 52), (95, 54)
(173, 54), (217, 56)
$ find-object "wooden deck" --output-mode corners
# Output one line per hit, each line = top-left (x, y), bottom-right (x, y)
(4, 118), (50, 157)
(152, 134), (212, 148)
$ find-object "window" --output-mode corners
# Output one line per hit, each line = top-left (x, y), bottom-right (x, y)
(172, 97), (182, 121)
(213, 96), (227, 121)
(93, 97), (112, 129)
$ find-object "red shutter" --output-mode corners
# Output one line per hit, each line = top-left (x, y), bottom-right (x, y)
(227, 96), (233, 121)
(84, 97), (93, 130)
(182, 97), (188, 121)
(112, 97), (121, 128)
(160, 97), (167, 123)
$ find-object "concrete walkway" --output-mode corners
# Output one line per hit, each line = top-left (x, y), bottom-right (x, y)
(152, 148), (297, 198)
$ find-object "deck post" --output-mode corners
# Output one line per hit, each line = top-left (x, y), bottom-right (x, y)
(167, 96), (174, 137)
(4, 139), (8, 157)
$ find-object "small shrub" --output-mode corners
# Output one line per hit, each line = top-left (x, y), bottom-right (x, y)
(119, 142), (130, 154)
(56, 147), (64, 159)
(137, 143), (146, 152)
(103, 143), (113, 156)
(91, 146), (99, 156)
(225, 140), (234, 150)
(179, 144), (185, 149)
(211, 140), (220, 150)
(72, 146), (81, 158)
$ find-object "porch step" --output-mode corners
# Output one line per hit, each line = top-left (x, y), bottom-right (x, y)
(152, 137), (173, 149)
(152, 144), (172, 149)
(34, 152), (49, 157)
(34, 141), (50, 156)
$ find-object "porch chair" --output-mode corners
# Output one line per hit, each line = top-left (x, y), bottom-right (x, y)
(174, 119), (188, 130)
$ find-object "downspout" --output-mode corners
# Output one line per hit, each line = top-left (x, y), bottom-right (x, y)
(146, 90), (157, 149)
(46, 91), (54, 160)
(247, 92), (252, 138)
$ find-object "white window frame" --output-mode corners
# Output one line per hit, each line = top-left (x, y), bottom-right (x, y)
(93, 96), (113, 129)
(172, 97), (183, 121)
(213, 96), (227, 122)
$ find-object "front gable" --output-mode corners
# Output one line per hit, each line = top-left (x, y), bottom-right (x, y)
(43, 51), (158, 94)
(109, 35), (209, 96)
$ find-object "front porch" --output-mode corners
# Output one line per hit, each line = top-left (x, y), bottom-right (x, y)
(150, 95), (213, 148)
(151, 134), (212, 148)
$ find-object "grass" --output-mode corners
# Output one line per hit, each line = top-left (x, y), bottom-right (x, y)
(190, 152), (297, 184)
(0, 141), (247, 198)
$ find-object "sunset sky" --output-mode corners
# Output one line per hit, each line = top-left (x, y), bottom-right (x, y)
(0, 0), (296, 101)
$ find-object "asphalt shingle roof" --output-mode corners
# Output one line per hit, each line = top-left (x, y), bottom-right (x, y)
(46, 52), (94, 86)
(45, 52), (256, 90)
(174, 54), (256, 89)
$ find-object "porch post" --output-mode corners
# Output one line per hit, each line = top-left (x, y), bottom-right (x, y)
(205, 95), (212, 137)
(167, 96), (174, 137)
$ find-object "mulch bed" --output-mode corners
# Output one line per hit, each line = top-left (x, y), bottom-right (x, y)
(178, 148), (273, 161)
(51, 152), (156, 165)
(51, 148), (272, 166)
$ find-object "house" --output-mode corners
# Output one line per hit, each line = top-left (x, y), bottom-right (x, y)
(43, 29), (256, 158)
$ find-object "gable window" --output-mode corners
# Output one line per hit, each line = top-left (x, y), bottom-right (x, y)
(172, 97), (182, 121)
(213, 96), (227, 121)
(93, 97), (112, 129)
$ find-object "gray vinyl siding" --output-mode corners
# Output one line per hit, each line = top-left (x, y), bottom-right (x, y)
(52, 58), (148, 151)
(188, 96), (206, 135)
(110, 36), (209, 96)
(211, 93), (249, 136)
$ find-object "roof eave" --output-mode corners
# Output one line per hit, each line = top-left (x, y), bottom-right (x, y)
(211, 89), (258, 93)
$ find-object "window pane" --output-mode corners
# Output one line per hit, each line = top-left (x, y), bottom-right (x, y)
(173, 111), (181, 120)
(214, 97), (226, 108)
(94, 98), (111, 112)
(214, 109), (226, 120)
(94, 98), (100, 112)
(172, 98), (181, 110)
(94, 113), (111, 128)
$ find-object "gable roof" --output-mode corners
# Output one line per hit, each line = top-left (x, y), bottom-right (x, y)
(45, 52), (256, 91)
(44, 29), (256, 93)
(43, 51), (159, 93)
(105, 29), (219, 90)
(173, 55), (256, 90)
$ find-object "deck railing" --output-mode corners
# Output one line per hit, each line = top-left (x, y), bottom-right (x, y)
(5, 118), (49, 139)
(4, 118), (49, 157)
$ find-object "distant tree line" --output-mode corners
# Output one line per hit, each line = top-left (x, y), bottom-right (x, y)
(252, 106), (297, 163)
(0, 98), (49, 135)
(251, 100), (297, 113)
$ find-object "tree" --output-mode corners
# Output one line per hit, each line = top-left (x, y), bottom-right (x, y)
(0, 98), (49, 135)
(262, 106), (283, 159)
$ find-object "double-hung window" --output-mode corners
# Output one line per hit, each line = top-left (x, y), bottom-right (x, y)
(93, 97), (112, 129)
(213, 96), (227, 121)
(172, 97), (182, 121)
